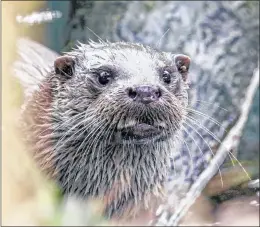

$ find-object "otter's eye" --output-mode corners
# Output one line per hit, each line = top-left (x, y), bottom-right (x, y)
(98, 71), (112, 85)
(162, 70), (171, 84)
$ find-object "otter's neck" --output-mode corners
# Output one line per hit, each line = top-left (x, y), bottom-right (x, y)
(55, 141), (172, 218)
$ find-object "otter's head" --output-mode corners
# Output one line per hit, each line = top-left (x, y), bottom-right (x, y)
(53, 42), (190, 146)
(29, 41), (191, 218)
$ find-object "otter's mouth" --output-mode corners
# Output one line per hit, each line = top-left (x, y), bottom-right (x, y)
(117, 123), (169, 144)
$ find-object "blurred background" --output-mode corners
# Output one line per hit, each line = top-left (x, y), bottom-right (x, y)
(2, 1), (259, 226)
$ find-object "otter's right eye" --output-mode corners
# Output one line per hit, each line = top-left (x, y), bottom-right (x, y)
(98, 71), (112, 85)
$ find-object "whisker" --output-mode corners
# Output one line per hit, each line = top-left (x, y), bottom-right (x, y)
(52, 114), (99, 152)
(183, 121), (224, 188)
(167, 119), (193, 182)
(186, 115), (235, 167)
(174, 124), (195, 171)
(156, 28), (170, 49)
(186, 107), (226, 131)
(35, 110), (86, 139)
(193, 100), (228, 112)
(86, 26), (105, 43)
(228, 151), (251, 181)
(186, 116), (252, 180)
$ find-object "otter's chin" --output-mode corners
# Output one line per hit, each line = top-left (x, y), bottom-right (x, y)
(116, 123), (170, 144)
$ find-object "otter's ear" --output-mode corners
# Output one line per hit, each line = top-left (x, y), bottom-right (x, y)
(54, 56), (75, 79)
(174, 54), (191, 82)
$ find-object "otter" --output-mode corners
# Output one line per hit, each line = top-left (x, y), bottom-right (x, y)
(19, 39), (191, 219)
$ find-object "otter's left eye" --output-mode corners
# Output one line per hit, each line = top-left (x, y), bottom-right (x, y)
(98, 71), (112, 85)
(162, 70), (171, 84)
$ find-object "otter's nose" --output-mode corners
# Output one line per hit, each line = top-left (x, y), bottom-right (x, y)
(127, 85), (161, 104)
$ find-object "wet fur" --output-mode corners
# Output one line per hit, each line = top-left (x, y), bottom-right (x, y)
(22, 41), (190, 218)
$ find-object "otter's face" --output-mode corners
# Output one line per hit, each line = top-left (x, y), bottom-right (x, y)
(53, 42), (190, 145)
